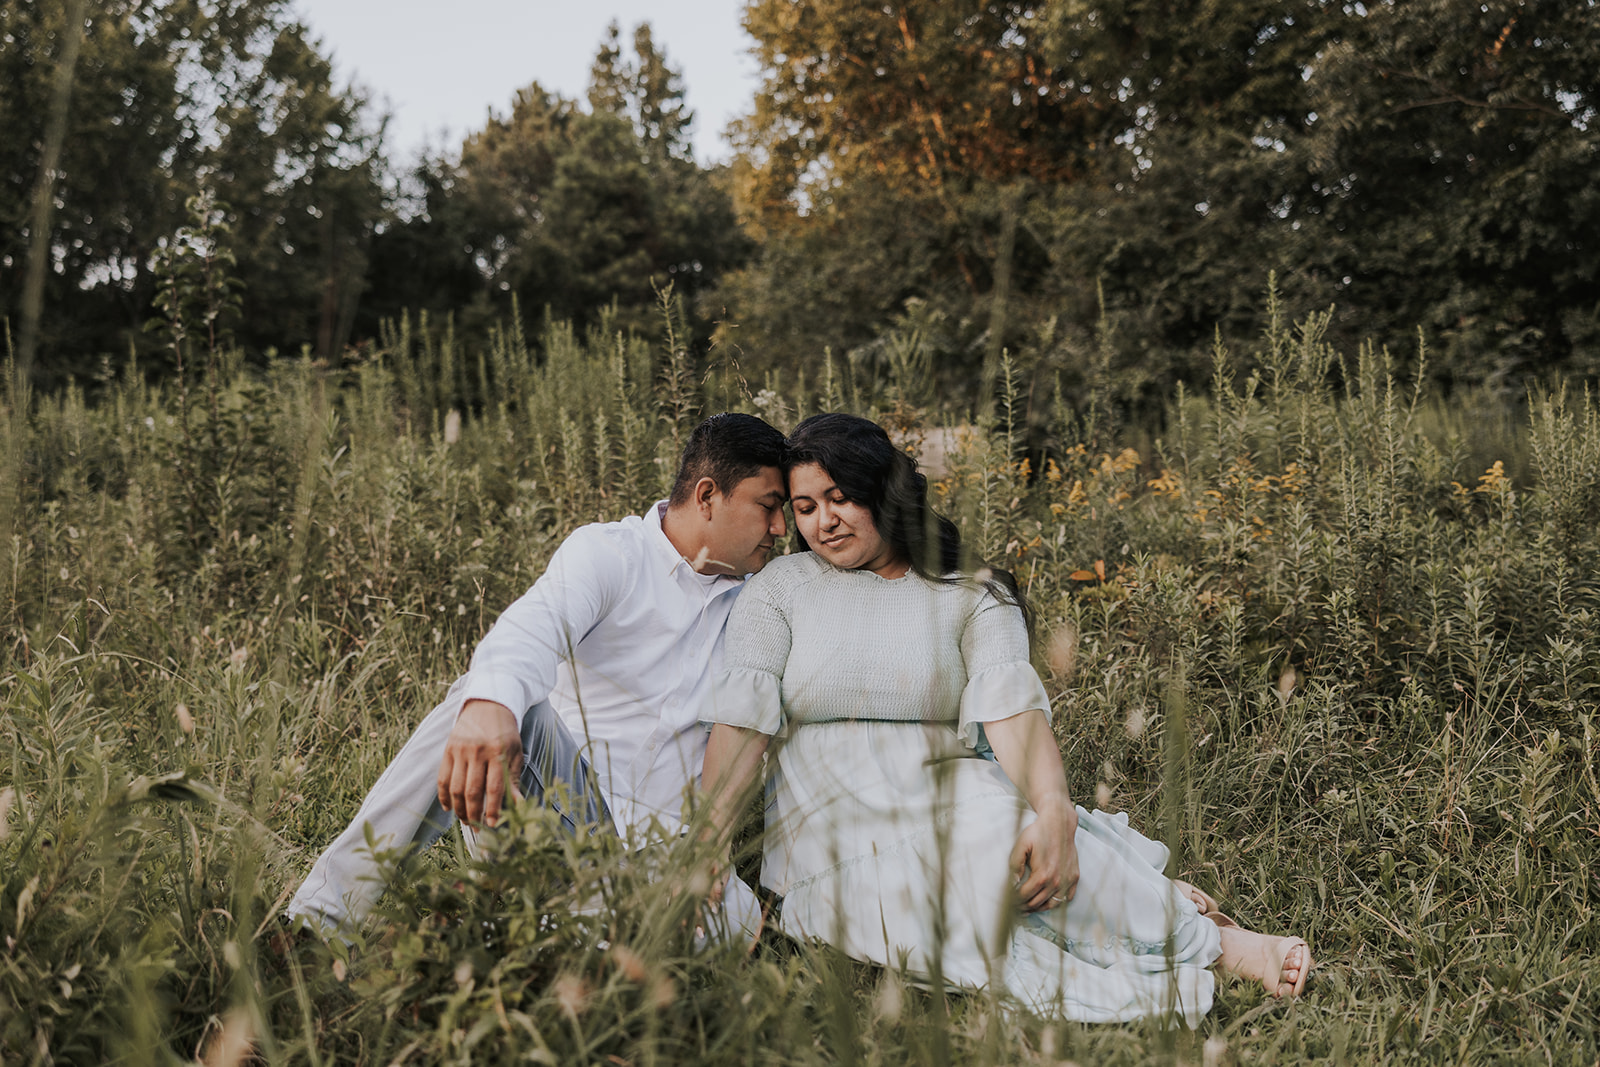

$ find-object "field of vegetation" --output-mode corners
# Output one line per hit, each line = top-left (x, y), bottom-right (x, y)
(3, 297), (1598, 1064)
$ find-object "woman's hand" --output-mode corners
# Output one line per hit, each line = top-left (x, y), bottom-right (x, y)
(1010, 797), (1080, 911)
(983, 709), (1081, 912)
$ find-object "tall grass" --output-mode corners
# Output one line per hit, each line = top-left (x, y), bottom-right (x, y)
(2, 299), (1597, 1064)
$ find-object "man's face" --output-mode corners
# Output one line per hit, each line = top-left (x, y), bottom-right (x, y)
(700, 466), (787, 575)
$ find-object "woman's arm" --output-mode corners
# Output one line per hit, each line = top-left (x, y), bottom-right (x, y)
(699, 723), (771, 900)
(984, 708), (1080, 912)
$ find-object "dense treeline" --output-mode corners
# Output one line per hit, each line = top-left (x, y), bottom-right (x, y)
(3, 0), (1596, 397)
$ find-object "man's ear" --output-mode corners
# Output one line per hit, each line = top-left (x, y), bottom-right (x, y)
(693, 476), (720, 516)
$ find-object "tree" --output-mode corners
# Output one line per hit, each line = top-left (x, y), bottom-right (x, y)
(359, 24), (748, 345)
(731, 0), (1334, 395)
(1296, 0), (1600, 384)
(724, 0), (1110, 386)
(0, 0), (386, 386)
(205, 19), (386, 361)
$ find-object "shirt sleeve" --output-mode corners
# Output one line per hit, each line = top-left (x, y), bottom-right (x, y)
(459, 524), (628, 728)
(956, 588), (1051, 749)
(702, 571), (792, 736)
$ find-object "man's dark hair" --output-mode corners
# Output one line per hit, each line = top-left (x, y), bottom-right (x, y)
(668, 413), (786, 506)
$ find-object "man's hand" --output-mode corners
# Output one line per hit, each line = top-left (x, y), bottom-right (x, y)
(437, 699), (522, 826)
(1009, 799), (1080, 913)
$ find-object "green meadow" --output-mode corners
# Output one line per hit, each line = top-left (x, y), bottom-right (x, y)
(2, 299), (1597, 1064)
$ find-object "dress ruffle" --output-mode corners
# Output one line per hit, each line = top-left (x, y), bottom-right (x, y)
(705, 666), (784, 735)
(957, 662), (1052, 749)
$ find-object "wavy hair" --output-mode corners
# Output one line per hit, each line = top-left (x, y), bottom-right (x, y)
(784, 413), (1029, 626)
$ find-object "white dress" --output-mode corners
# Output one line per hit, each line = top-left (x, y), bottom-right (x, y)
(703, 553), (1222, 1025)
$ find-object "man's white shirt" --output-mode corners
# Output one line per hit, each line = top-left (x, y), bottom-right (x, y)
(460, 501), (746, 837)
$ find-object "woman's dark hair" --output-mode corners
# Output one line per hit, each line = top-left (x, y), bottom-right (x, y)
(784, 413), (1030, 625)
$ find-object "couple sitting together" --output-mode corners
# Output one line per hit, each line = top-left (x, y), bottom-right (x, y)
(289, 411), (1310, 1024)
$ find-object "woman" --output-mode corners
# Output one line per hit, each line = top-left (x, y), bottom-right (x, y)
(700, 414), (1310, 1023)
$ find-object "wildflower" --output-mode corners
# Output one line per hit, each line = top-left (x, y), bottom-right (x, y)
(228, 647), (248, 669)
(175, 703), (195, 735)
(1203, 1035), (1229, 1067)
(1475, 460), (1508, 494)
(443, 409), (462, 445)
(454, 960), (474, 987)
(1095, 782), (1113, 808)
(1276, 665), (1298, 706)
(0, 787), (14, 842)
(1147, 469), (1184, 498)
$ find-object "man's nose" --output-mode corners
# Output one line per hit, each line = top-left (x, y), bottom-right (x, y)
(771, 509), (787, 536)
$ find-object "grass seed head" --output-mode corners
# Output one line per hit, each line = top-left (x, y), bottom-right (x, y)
(874, 976), (903, 1022)
(175, 703), (195, 735)
(647, 974), (677, 1012)
(1125, 704), (1147, 739)
(554, 973), (590, 1017)
(0, 787), (13, 841)
(1276, 665), (1298, 705)
(201, 1008), (255, 1067)
(1047, 623), (1079, 680)
(610, 944), (648, 982)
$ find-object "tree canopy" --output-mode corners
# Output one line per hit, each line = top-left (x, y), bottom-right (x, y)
(1, 0), (384, 385)
(717, 0), (1600, 397)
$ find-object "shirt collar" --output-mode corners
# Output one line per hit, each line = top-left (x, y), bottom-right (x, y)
(644, 500), (745, 590)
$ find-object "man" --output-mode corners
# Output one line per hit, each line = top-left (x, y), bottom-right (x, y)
(288, 412), (787, 935)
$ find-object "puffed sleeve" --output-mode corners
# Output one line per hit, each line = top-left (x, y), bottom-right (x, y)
(701, 569), (792, 736)
(956, 588), (1051, 749)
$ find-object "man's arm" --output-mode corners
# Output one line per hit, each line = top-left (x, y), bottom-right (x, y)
(437, 699), (521, 826)
(439, 526), (625, 826)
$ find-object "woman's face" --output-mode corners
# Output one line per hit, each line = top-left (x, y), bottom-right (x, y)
(788, 463), (906, 578)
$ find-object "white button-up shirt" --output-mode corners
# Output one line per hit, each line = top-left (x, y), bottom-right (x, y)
(461, 501), (745, 837)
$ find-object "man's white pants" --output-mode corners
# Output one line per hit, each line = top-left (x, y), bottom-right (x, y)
(287, 680), (763, 943)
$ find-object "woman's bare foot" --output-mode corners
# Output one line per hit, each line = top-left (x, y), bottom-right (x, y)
(1217, 925), (1312, 998)
(1171, 880), (1239, 929)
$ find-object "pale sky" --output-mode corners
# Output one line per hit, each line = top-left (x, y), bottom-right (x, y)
(292, 0), (764, 165)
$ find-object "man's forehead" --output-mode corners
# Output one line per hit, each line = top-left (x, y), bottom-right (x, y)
(733, 466), (787, 499)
